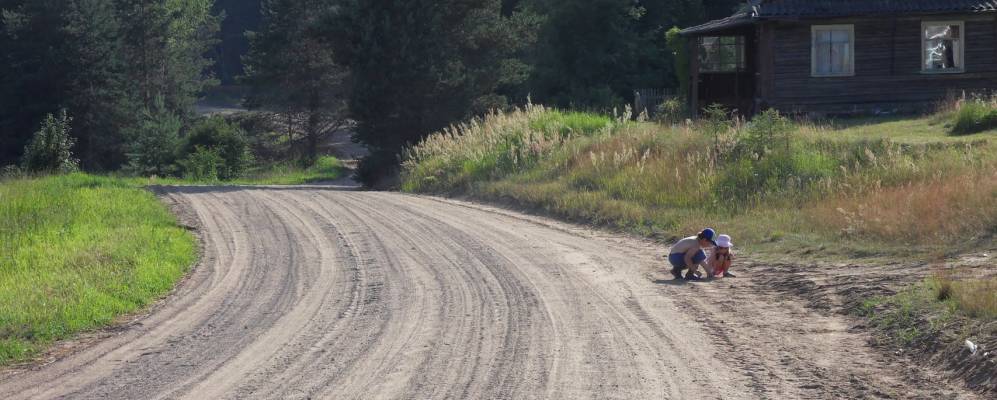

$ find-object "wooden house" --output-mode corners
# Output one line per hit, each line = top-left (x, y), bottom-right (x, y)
(680, 0), (997, 115)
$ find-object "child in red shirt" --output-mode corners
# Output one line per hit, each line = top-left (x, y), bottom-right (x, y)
(708, 234), (735, 278)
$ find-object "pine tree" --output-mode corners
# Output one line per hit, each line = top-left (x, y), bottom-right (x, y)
(0, 0), (221, 169)
(0, 0), (74, 166)
(330, 0), (538, 184)
(243, 0), (348, 162)
(523, 0), (704, 109)
(64, 0), (131, 169)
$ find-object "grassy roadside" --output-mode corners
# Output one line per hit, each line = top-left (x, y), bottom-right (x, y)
(0, 174), (196, 365)
(401, 103), (997, 391)
(400, 103), (997, 317)
(126, 155), (347, 186)
(402, 104), (997, 257)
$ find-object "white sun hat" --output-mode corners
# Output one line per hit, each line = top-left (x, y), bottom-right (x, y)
(716, 234), (733, 248)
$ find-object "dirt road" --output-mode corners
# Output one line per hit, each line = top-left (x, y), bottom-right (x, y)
(0, 186), (981, 399)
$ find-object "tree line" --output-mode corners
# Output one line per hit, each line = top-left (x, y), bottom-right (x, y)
(1, 0), (741, 183)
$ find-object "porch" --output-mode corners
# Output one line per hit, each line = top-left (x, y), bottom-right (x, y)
(683, 14), (761, 116)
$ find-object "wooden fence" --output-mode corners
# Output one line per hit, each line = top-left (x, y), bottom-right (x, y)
(633, 88), (677, 118)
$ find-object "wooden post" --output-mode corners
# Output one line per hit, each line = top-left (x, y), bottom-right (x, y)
(689, 37), (700, 117)
(755, 23), (775, 111)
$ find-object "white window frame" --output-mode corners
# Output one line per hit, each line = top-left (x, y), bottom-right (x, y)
(921, 20), (965, 74)
(811, 24), (855, 77)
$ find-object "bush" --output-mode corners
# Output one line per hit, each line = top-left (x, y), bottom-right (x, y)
(654, 98), (687, 125)
(181, 116), (252, 180)
(951, 98), (997, 135)
(713, 109), (840, 202)
(179, 146), (224, 181)
(127, 98), (182, 176)
(20, 110), (78, 173)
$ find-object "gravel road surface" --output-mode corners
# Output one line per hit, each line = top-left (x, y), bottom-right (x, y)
(0, 186), (980, 399)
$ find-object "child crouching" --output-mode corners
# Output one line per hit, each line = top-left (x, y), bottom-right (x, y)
(707, 234), (735, 278)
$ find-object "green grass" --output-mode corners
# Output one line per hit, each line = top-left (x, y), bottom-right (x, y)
(812, 115), (997, 144)
(128, 155), (347, 186)
(234, 155), (347, 185)
(0, 173), (196, 365)
(401, 105), (997, 260)
(951, 98), (997, 135)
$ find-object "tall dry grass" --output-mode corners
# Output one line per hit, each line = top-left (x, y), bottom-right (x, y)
(402, 105), (997, 250)
(810, 170), (997, 242)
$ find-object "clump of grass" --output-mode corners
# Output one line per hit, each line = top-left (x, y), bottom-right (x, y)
(952, 97), (997, 135)
(930, 273), (997, 320)
(0, 173), (196, 364)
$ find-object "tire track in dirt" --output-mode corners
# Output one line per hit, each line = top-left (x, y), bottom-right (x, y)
(0, 186), (983, 399)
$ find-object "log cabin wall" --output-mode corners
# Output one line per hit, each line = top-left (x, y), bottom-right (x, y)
(762, 14), (997, 114)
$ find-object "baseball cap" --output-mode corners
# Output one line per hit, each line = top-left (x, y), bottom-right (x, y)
(700, 228), (717, 246)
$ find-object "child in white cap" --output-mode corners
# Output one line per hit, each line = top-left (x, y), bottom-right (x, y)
(708, 234), (735, 278)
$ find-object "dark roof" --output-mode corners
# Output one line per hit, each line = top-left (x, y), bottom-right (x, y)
(681, 0), (997, 35)
(755, 0), (997, 18)
(680, 10), (754, 36)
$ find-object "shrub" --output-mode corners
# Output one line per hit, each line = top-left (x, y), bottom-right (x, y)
(179, 146), (224, 181)
(665, 27), (690, 100)
(20, 110), (79, 173)
(714, 110), (838, 203)
(951, 98), (997, 135)
(1, 165), (22, 179)
(181, 116), (252, 180)
(654, 97), (687, 125)
(127, 98), (182, 176)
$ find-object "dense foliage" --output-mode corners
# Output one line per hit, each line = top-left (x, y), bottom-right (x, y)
(0, 0), (219, 170)
(20, 110), (79, 173)
(243, 0), (348, 162)
(2, 0), (744, 181)
(326, 0), (540, 184)
(323, 0), (741, 184)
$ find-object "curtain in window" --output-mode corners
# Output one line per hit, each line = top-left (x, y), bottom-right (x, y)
(924, 24), (961, 70)
(814, 28), (851, 75)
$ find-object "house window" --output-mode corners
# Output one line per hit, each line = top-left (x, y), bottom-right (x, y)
(699, 36), (744, 72)
(812, 25), (854, 77)
(923, 21), (964, 73)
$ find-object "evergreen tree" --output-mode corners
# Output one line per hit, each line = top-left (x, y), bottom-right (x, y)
(0, 0), (221, 169)
(127, 97), (182, 176)
(523, 0), (704, 109)
(0, 0), (73, 166)
(330, 0), (538, 184)
(212, 0), (263, 84)
(243, 0), (348, 162)
(64, 0), (131, 169)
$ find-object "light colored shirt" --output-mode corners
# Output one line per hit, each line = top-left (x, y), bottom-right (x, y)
(669, 236), (701, 255)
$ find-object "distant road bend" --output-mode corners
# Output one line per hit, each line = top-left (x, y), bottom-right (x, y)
(0, 186), (981, 399)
